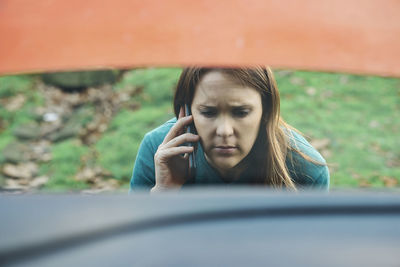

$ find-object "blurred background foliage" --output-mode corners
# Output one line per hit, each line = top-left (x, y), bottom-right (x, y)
(0, 68), (399, 192)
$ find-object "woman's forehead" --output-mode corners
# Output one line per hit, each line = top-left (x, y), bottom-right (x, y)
(197, 71), (243, 88)
(193, 72), (261, 105)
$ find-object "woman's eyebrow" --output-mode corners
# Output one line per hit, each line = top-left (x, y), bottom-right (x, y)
(198, 105), (216, 108)
(198, 104), (253, 108)
(231, 104), (253, 109)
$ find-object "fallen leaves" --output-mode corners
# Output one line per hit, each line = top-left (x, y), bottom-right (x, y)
(369, 120), (380, 128)
(3, 141), (52, 163)
(29, 176), (50, 188)
(358, 179), (371, 188)
(381, 176), (398, 187)
(3, 163), (38, 179)
(76, 166), (120, 194)
(0, 79), (142, 193)
(305, 87), (317, 96)
(386, 158), (400, 167)
(290, 76), (305, 86)
(81, 179), (120, 194)
(355, 175), (399, 188)
(75, 166), (111, 183)
(3, 94), (26, 112)
(2, 163), (49, 191)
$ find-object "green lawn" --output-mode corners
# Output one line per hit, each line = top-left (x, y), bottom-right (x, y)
(0, 68), (398, 190)
(276, 70), (400, 188)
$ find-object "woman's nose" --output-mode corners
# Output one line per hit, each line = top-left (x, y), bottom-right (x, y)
(216, 117), (234, 137)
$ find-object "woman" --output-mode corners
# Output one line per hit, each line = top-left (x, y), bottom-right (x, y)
(130, 67), (329, 192)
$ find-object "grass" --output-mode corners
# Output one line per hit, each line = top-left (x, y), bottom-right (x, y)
(0, 76), (43, 125)
(0, 76), (44, 160)
(40, 139), (89, 191)
(0, 75), (34, 98)
(96, 104), (174, 183)
(276, 70), (400, 188)
(95, 68), (179, 185)
(115, 68), (182, 106)
(0, 68), (399, 190)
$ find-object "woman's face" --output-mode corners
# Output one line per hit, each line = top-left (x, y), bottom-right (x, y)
(191, 71), (263, 176)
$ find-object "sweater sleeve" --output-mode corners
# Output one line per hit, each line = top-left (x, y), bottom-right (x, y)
(286, 130), (330, 191)
(308, 163), (330, 191)
(130, 133), (157, 192)
(129, 118), (177, 192)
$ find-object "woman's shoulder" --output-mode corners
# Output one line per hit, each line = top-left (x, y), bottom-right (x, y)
(142, 117), (177, 149)
(285, 129), (330, 189)
(287, 130), (326, 164)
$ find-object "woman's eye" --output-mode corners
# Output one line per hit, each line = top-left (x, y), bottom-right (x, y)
(200, 110), (217, 118)
(232, 109), (250, 118)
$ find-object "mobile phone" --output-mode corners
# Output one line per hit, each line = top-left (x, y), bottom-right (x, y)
(184, 104), (197, 182)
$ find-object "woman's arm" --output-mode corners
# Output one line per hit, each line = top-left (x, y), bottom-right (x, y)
(130, 111), (199, 193)
(286, 130), (330, 191)
(130, 134), (157, 192)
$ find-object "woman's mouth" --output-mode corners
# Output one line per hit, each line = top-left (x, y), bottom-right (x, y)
(213, 146), (237, 155)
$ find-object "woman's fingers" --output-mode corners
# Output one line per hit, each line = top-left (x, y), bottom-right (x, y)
(154, 146), (194, 163)
(162, 132), (199, 149)
(162, 115), (194, 144)
(176, 107), (186, 136)
(178, 106), (185, 119)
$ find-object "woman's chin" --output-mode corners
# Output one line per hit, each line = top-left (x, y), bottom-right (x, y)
(213, 159), (240, 173)
(205, 153), (242, 175)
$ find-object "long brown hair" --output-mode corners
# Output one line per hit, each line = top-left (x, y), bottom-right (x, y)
(173, 66), (316, 190)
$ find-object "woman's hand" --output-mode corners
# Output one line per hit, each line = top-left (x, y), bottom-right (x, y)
(151, 107), (199, 193)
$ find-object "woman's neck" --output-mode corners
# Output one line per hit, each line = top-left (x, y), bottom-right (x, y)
(204, 154), (250, 183)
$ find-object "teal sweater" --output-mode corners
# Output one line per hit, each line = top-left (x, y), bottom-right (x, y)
(130, 118), (329, 191)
